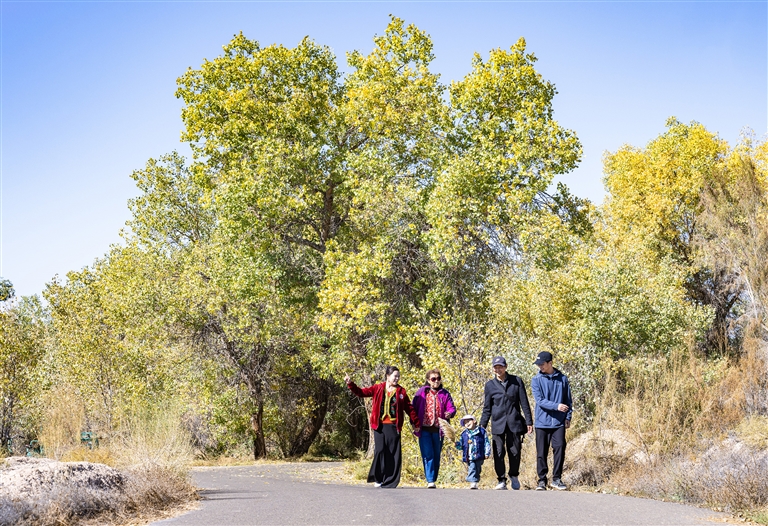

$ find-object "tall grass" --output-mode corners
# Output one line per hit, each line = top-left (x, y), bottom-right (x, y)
(566, 350), (768, 519)
(111, 404), (195, 473)
(38, 385), (85, 461)
(591, 350), (743, 458)
(7, 397), (197, 526)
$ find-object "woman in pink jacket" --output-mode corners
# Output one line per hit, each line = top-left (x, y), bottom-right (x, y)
(412, 369), (457, 488)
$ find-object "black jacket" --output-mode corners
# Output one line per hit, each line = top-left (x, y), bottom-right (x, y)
(479, 374), (533, 435)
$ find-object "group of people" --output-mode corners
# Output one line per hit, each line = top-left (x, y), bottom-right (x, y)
(344, 351), (573, 490)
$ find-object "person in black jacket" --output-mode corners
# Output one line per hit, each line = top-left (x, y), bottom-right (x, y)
(480, 356), (534, 490)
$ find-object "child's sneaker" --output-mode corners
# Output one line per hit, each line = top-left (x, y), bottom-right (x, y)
(470, 482), (478, 490)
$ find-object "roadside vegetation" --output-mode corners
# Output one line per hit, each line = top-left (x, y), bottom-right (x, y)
(1, 16), (766, 524)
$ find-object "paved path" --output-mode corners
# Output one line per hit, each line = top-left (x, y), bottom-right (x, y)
(154, 463), (727, 526)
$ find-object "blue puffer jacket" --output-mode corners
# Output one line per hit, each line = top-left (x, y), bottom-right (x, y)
(455, 426), (491, 462)
(531, 368), (573, 428)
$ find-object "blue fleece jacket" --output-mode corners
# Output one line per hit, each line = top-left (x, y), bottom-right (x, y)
(531, 368), (573, 428)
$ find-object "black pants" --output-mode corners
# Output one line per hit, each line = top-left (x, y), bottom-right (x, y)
(492, 429), (523, 481)
(535, 426), (566, 482)
(368, 424), (401, 488)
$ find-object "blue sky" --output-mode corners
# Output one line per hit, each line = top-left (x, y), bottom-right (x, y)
(2, 1), (766, 297)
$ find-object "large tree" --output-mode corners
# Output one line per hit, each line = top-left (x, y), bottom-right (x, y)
(119, 17), (583, 456)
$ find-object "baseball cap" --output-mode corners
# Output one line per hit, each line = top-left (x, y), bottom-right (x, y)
(459, 415), (476, 426)
(491, 356), (507, 367)
(533, 351), (553, 365)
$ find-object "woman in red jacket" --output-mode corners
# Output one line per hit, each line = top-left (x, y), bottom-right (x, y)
(345, 366), (420, 488)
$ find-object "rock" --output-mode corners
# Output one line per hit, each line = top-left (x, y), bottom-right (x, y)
(569, 428), (652, 463)
(0, 456), (124, 501)
(565, 428), (652, 486)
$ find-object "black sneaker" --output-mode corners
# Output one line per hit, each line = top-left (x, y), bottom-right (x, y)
(535, 480), (547, 491)
(550, 478), (567, 490)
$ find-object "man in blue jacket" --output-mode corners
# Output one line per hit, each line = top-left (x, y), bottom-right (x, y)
(531, 351), (573, 491)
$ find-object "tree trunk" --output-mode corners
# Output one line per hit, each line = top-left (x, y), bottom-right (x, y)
(251, 401), (267, 459)
(0, 398), (14, 453)
(288, 380), (332, 457)
(348, 392), (368, 451)
(365, 400), (375, 459)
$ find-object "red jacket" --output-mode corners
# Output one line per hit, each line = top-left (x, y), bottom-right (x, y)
(347, 381), (420, 433)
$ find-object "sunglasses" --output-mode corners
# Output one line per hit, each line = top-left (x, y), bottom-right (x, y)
(429, 377), (441, 381)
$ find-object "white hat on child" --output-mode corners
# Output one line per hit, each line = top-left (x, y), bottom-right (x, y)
(459, 415), (476, 426)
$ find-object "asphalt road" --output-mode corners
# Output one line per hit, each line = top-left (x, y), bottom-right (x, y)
(153, 463), (726, 526)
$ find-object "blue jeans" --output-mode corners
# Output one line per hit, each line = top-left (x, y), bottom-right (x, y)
(467, 459), (484, 482)
(418, 429), (443, 483)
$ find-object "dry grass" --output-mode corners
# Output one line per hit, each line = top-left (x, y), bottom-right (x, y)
(38, 385), (86, 461)
(111, 406), (195, 473)
(3, 404), (198, 525)
(561, 351), (768, 518)
(62, 446), (116, 465)
(745, 508), (768, 525)
(0, 463), (197, 526)
(611, 438), (768, 513)
(735, 416), (768, 450)
(594, 351), (743, 459)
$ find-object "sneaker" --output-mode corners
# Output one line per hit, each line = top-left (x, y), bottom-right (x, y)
(550, 478), (567, 491)
(535, 480), (547, 491)
(469, 482), (478, 490)
(510, 476), (520, 490)
(494, 480), (508, 490)
(373, 482), (382, 488)
(427, 482), (436, 489)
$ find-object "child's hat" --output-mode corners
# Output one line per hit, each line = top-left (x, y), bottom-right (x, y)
(459, 415), (476, 426)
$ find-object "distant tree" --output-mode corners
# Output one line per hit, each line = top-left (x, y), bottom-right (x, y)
(603, 118), (738, 355)
(0, 296), (46, 449)
(697, 142), (768, 413)
(0, 279), (14, 303)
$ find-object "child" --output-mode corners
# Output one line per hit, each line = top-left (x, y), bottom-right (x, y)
(455, 414), (491, 489)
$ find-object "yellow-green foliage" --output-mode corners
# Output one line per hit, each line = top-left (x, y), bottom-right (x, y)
(0, 296), (47, 449)
(604, 118), (727, 263)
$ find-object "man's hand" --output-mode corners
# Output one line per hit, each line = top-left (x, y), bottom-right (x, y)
(344, 373), (351, 385)
(527, 425), (533, 435)
(565, 420), (571, 429)
(557, 403), (569, 412)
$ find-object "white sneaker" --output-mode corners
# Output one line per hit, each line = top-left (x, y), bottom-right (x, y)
(510, 476), (520, 490)
(373, 482), (382, 488)
(469, 482), (478, 490)
(427, 482), (436, 489)
(494, 480), (508, 490)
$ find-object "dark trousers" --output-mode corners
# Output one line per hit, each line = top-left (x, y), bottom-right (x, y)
(492, 429), (523, 481)
(535, 426), (566, 482)
(368, 424), (402, 488)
